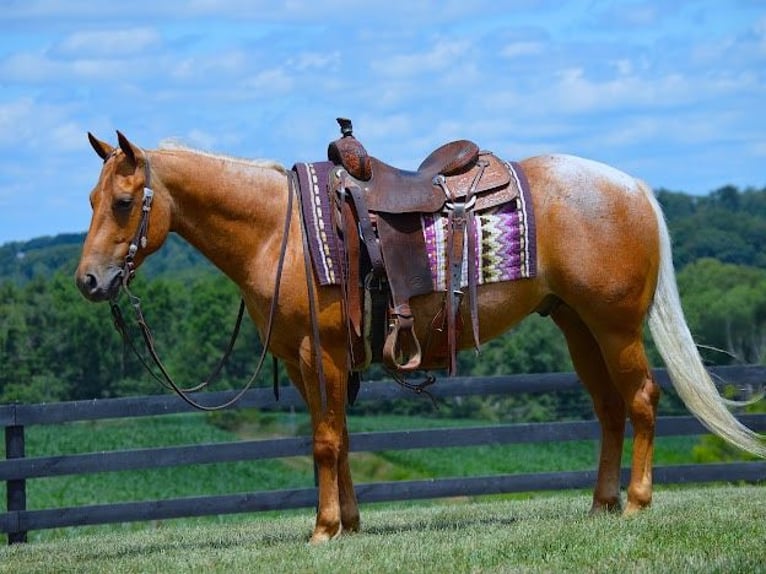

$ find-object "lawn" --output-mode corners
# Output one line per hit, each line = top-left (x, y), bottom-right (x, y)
(1, 409), (722, 545)
(1, 485), (763, 573)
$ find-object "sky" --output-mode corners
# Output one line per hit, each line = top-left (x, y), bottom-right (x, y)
(0, 0), (764, 244)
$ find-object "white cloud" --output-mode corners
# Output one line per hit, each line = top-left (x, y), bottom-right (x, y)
(288, 51), (341, 72)
(751, 141), (766, 158)
(49, 121), (88, 152)
(0, 50), (148, 83)
(242, 67), (295, 94)
(553, 67), (691, 113)
(170, 50), (249, 81)
(370, 38), (473, 78)
(0, 0), (764, 242)
(54, 28), (161, 57)
(0, 52), (58, 83)
(501, 41), (544, 59)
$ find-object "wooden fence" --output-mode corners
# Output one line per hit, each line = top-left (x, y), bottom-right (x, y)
(2, 366), (765, 544)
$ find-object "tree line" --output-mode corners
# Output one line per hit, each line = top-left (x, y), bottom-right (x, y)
(1, 185), (764, 420)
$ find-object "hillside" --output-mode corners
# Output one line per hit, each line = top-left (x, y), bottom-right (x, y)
(0, 232), (215, 284)
(1, 185), (764, 284)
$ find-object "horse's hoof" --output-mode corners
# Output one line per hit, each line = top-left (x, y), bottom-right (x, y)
(589, 498), (622, 515)
(623, 501), (650, 516)
(342, 517), (361, 533)
(309, 525), (342, 544)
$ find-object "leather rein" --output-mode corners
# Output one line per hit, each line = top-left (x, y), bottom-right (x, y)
(108, 149), (297, 411)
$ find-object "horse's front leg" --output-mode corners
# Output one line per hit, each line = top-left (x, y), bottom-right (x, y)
(289, 341), (359, 543)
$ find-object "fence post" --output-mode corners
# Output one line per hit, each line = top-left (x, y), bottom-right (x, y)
(5, 422), (27, 544)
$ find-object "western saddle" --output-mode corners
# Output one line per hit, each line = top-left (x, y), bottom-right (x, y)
(327, 118), (518, 377)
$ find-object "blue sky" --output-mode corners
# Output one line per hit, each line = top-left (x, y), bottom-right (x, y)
(0, 0), (764, 244)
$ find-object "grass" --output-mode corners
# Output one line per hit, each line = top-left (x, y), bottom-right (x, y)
(0, 410), (747, 547)
(11, 412), (703, 510)
(1, 485), (763, 573)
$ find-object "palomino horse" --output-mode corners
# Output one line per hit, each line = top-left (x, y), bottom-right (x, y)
(76, 131), (765, 543)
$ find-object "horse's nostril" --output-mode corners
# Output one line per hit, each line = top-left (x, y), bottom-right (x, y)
(76, 272), (99, 295)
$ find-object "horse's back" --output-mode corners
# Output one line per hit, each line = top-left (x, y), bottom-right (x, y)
(522, 154), (661, 322)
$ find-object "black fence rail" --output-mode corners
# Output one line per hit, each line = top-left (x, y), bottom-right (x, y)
(2, 366), (765, 544)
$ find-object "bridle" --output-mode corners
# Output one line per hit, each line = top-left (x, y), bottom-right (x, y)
(122, 152), (154, 287)
(107, 148), (296, 411)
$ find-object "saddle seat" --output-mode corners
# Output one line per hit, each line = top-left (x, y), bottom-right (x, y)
(328, 120), (513, 214)
(364, 141), (478, 213)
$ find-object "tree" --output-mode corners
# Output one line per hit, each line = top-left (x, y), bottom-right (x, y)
(678, 259), (766, 365)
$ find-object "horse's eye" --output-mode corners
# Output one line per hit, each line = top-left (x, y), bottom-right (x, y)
(113, 197), (134, 212)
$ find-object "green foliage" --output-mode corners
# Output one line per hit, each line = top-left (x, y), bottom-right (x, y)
(0, 185), (763, 414)
(677, 259), (766, 364)
(657, 185), (766, 269)
(692, 434), (761, 463)
(0, 233), (215, 286)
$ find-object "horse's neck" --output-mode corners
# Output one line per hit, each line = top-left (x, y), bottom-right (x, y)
(153, 150), (291, 286)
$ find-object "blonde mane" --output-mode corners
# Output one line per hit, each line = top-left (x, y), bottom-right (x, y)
(157, 139), (289, 175)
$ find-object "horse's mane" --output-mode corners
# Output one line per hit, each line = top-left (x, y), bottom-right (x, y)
(158, 139), (289, 175)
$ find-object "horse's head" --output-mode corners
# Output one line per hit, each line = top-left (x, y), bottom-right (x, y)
(75, 132), (170, 302)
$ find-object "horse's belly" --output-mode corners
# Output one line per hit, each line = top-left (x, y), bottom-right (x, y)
(409, 279), (545, 351)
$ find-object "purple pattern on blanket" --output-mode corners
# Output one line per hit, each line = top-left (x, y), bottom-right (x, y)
(422, 161), (537, 290)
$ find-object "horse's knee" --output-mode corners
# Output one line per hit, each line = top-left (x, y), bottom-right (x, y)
(313, 421), (341, 462)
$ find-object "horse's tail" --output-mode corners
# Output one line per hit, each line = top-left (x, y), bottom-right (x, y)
(642, 182), (765, 458)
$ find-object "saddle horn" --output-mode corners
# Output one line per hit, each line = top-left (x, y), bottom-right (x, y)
(328, 117), (372, 181)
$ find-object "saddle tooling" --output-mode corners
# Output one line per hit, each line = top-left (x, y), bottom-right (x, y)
(293, 118), (536, 384)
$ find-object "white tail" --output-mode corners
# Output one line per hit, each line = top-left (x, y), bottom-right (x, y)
(643, 183), (765, 458)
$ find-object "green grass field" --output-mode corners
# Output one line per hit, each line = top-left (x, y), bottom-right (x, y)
(2, 485), (764, 573)
(2, 410), (720, 544)
(15, 412), (705, 511)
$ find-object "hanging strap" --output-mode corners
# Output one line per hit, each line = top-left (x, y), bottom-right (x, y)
(293, 171), (328, 411)
(112, 169), (296, 411)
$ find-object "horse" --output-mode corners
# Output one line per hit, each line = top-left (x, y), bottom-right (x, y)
(75, 131), (765, 543)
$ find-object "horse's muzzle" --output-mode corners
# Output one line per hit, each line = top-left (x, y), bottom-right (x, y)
(75, 265), (123, 302)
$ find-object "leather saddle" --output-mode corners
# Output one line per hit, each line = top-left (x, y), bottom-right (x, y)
(328, 119), (514, 213)
(327, 118), (519, 377)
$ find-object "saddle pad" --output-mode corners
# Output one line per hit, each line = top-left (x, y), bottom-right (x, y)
(293, 161), (341, 285)
(422, 161), (537, 290)
(292, 159), (536, 289)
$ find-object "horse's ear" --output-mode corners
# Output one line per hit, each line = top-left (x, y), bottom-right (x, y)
(116, 130), (141, 167)
(88, 132), (114, 160)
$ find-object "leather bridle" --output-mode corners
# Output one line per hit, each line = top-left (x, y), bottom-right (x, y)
(121, 153), (154, 287)
(107, 149), (296, 411)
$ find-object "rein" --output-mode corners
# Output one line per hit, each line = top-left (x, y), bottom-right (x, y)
(109, 150), (295, 411)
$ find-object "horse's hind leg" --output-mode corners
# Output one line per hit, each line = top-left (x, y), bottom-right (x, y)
(551, 304), (626, 513)
(592, 324), (661, 513)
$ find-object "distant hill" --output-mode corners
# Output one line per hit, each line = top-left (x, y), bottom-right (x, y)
(1, 184), (764, 285)
(0, 232), (215, 285)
